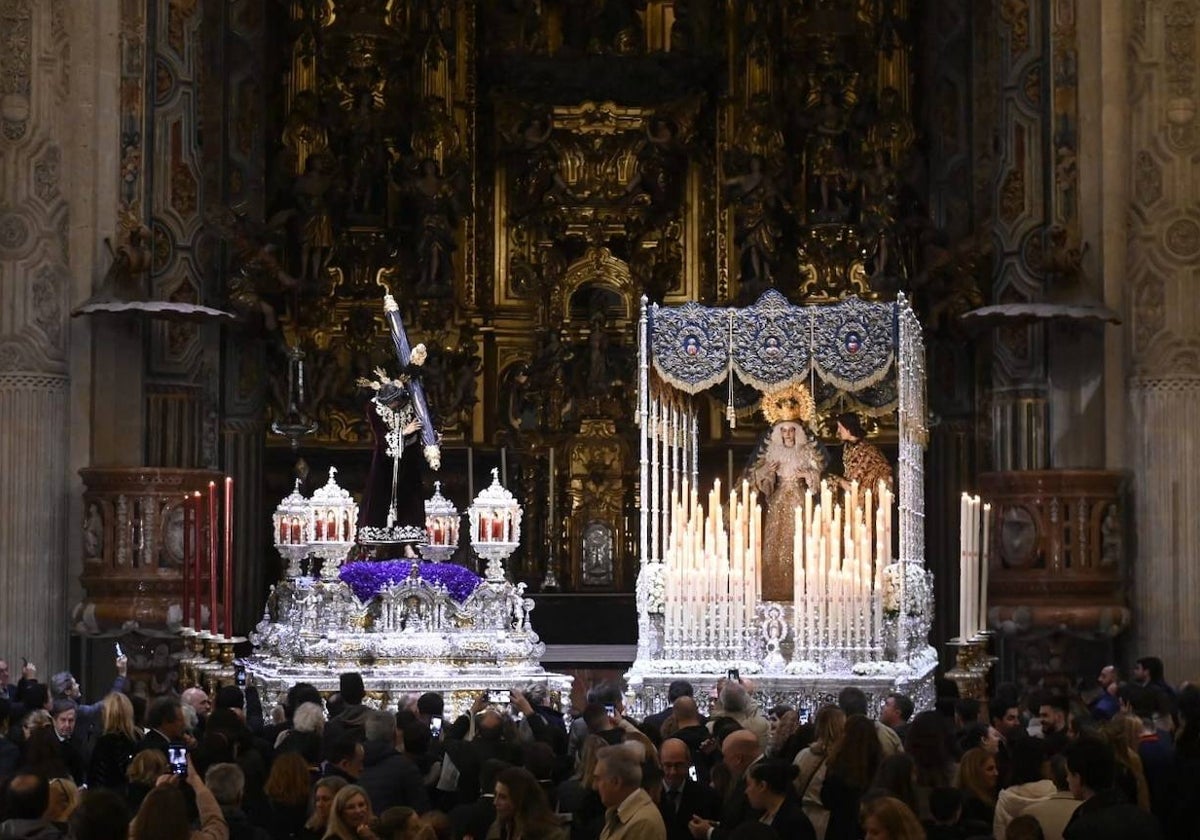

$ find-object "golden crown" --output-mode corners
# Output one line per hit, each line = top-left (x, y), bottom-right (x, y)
(760, 383), (815, 425)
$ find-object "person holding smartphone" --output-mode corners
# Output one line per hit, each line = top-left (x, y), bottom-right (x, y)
(128, 753), (228, 840)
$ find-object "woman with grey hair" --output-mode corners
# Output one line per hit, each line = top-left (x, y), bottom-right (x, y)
(277, 701), (326, 768)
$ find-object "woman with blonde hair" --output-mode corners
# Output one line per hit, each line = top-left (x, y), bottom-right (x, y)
(1104, 713), (1150, 809)
(45, 777), (80, 827)
(956, 747), (999, 826)
(324, 784), (378, 840)
(88, 691), (141, 790)
(794, 705), (845, 840)
(125, 748), (168, 812)
(300, 776), (347, 840)
(860, 795), (925, 840)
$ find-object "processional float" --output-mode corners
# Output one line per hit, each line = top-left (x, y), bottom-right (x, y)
(227, 294), (570, 714)
(627, 290), (938, 714)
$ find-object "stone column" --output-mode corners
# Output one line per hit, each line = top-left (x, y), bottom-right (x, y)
(0, 0), (73, 671)
(1126, 0), (1200, 681)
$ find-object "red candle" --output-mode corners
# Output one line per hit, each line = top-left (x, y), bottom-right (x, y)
(192, 492), (202, 628)
(182, 495), (191, 628)
(208, 482), (218, 636)
(290, 517), (300, 543)
(223, 476), (233, 639)
(343, 511), (351, 541)
(326, 511), (336, 542)
(314, 517), (324, 541)
(491, 515), (504, 541)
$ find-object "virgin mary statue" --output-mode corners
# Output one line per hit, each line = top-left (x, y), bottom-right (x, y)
(744, 384), (826, 601)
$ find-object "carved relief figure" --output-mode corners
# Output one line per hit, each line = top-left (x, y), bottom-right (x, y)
(511, 114), (575, 215)
(802, 74), (860, 221)
(581, 522), (615, 586)
(725, 154), (790, 289)
(84, 504), (104, 560)
(623, 117), (687, 215)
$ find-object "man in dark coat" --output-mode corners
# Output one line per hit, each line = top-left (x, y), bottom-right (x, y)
(658, 738), (721, 840)
(1062, 736), (1164, 840)
(357, 710), (430, 814)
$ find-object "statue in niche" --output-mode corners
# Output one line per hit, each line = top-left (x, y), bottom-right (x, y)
(341, 81), (389, 218)
(581, 522), (615, 586)
(725, 154), (791, 290)
(502, 362), (540, 445)
(292, 153), (336, 285)
(587, 308), (611, 396)
(509, 114), (575, 216)
(859, 151), (899, 280)
(403, 158), (462, 296)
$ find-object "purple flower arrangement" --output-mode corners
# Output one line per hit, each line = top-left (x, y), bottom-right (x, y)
(339, 560), (482, 603)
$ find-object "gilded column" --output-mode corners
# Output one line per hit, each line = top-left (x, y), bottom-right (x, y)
(0, 0), (73, 671)
(1126, 0), (1200, 681)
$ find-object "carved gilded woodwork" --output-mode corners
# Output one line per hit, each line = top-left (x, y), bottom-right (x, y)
(244, 0), (973, 593)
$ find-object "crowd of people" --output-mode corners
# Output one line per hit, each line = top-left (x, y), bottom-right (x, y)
(0, 652), (1197, 840)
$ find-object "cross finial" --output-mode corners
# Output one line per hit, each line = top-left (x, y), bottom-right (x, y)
(328, 466), (338, 481)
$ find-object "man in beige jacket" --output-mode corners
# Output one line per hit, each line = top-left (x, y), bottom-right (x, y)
(596, 743), (667, 840)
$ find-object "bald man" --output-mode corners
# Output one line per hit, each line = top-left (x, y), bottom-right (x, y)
(659, 739), (721, 840)
(688, 729), (763, 839)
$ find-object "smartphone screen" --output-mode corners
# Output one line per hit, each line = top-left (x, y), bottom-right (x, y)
(168, 745), (188, 776)
(688, 765), (698, 782)
(430, 716), (443, 738)
(235, 665), (246, 688)
(604, 703), (616, 717)
(488, 690), (508, 705)
(727, 668), (740, 683)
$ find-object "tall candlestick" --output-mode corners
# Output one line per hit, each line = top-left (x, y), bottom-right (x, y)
(467, 444), (474, 499)
(192, 491), (202, 629)
(548, 446), (556, 547)
(208, 481), (218, 637)
(223, 476), (234, 638)
(182, 495), (191, 628)
(980, 502), (991, 633)
(501, 446), (508, 486)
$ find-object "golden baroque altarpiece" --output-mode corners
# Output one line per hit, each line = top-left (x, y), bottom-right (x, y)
(241, 0), (980, 593)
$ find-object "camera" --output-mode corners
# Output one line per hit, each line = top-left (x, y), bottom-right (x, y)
(168, 745), (188, 776)
(488, 689), (509, 705)
(726, 668), (740, 683)
(688, 766), (698, 782)
(429, 716), (443, 738)
(234, 665), (246, 689)
(798, 708), (811, 726)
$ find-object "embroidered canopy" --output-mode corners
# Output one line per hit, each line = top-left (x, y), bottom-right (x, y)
(649, 289), (897, 397)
